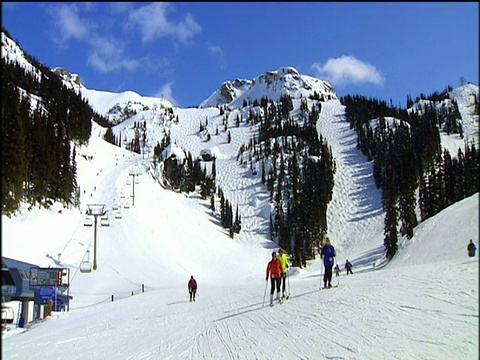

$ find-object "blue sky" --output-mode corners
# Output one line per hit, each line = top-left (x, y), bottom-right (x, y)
(2, 2), (478, 108)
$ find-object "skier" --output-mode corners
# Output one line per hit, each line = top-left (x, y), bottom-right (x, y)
(266, 251), (284, 305)
(345, 259), (353, 275)
(467, 239), (476, 257)
(188, 275), (197, 302)
(334, 263), (340, 277)
(321, 237), (336, 288)
(277, 248), (289, 299)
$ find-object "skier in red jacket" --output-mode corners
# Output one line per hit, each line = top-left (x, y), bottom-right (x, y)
(188, 276), (197, 302)
(266, 251), (284, 305)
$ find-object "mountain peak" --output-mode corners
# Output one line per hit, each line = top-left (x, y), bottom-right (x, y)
(52, 67), (84, 88)
(200, 66), (337, 109)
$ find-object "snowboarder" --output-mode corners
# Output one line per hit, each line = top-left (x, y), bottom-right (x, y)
(321, 237), (336, 288)
(467, 239), (476, 257)
(188, 276), (197, 302)
(345, 260), (353, 275)
(334, 264), (340, 277)
(277, 248), (289, 299)
(266, 251), (284, 305)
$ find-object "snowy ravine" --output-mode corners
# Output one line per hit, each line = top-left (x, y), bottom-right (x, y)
(2, 93), (478, 359)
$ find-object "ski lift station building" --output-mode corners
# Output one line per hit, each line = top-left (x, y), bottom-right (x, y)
(2, 257), (71, 327)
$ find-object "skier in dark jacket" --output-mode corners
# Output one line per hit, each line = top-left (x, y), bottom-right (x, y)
(345, 259), (353, 275)
(467, 239), (476, 257)
(321, 237), (336, 288)
(188, 276), (197, 302)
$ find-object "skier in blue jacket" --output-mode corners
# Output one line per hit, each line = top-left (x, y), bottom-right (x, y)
(321, 237), (336, 288)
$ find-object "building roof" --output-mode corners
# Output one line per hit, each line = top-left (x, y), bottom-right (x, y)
(2, 257), (39, 271)
(2, 257), (39, 300)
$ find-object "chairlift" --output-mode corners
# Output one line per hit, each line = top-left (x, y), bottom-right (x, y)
(83, 216), (93, 226)
(101, 210), (110, 226)
(80, 251), (92, 274)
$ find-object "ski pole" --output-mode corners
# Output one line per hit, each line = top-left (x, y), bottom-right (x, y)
(320, 261), (325, 290)
(262, 279), (268, 307)
(336, 260), (340, 287)
(287, 267), (291, 298)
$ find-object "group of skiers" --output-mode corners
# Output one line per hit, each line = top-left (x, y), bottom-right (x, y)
(190, 238), (477, 304)
(190, 236), (360, 304)
(263, 237), (355, 305)
(265, 248), (289, 305)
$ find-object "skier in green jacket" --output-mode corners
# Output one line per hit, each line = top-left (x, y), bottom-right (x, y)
(278, 248), (289, 299)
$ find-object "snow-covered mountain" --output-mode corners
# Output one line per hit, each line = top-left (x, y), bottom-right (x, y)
(2, 27), (478, 258)
(1, 31), (41, 81)
(200, 66), (337, 109)
(199, 78), (253, 107)
(51, 67), (173, 125)
(2, 29), (479, 359)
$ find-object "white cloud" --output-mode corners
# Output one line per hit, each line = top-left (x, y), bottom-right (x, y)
(87, 52), (140, 74)
(208, 45), (226, 69)
(154, 82), (177, 106)
(48, 4), (143, 74)
(86, 35), (141, 73)
(52, 4), (90, 44)
(311, 55), (385, 87)
(128, 3), (201, 44)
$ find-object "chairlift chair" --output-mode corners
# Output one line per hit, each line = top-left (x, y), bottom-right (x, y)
(100, 210), (110, 226)
(80, 251), (92, 273)
(80, 261), (92, 273)
(83, 216), (93, 226)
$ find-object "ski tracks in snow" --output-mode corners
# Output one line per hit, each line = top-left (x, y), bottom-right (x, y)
(317, 100), (385, 257)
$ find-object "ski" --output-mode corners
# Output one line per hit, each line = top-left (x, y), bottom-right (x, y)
(320, 285), (338, 290)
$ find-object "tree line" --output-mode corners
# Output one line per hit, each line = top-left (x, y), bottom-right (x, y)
(341, 93), (479, 259)
(1, 46), (108, 215)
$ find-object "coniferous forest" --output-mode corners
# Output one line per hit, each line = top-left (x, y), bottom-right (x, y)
(341, 94), (479, 259)
(1, 38), (108, 215)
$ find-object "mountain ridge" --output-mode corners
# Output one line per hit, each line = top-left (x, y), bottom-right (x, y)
(199, 66), (338, 109)
(2, 28), (478, 260)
